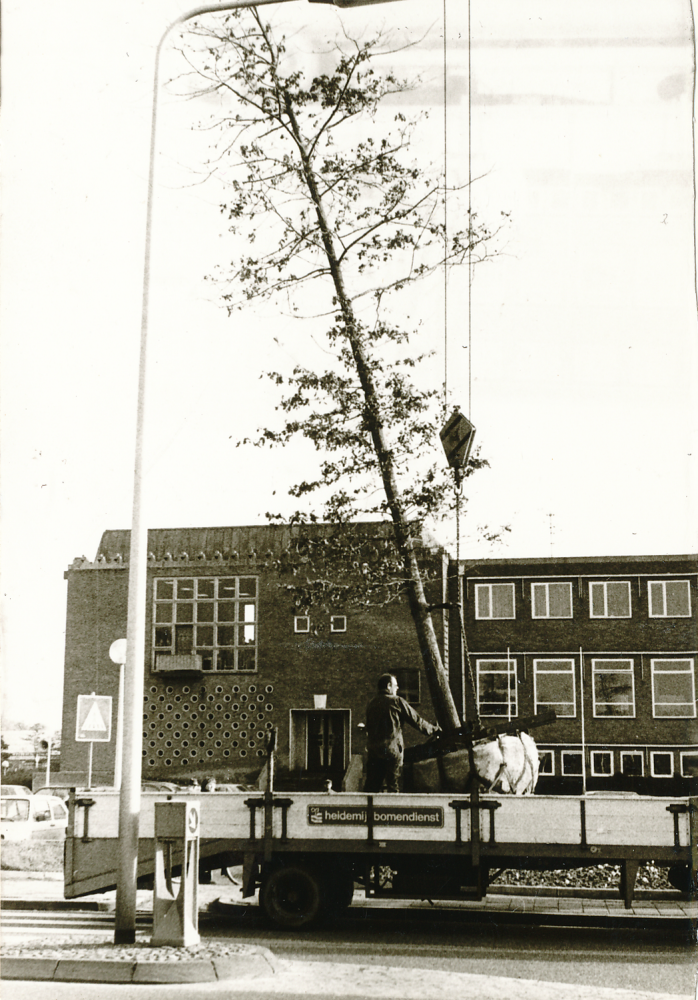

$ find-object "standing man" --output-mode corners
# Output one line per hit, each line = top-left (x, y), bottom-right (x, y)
(364, 673), (439, 792)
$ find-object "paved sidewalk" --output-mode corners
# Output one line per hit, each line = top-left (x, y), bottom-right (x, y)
(2, 870), (694, 921)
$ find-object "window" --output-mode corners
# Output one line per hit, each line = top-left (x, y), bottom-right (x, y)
(538, 749), (554, 775)
(294, 616), (310, 633)
(561, 751), (583, 776)
(153, 576), (257, 672)
(620, 752), (643, 777)
(648, 580), (691, 618)
(651, 659), (696, 718)
(680, 752), (698, 778)
(393, 667), (420, 705)
(531, 582), (572, 619)
(592, 660), (635, 717)
(533, 660), (576, 716)
(475, 583), (515, 620)
(591, 750), (613, 776)
(0, 798), (30, 822)
(589, 581), (631, 618)
(650, 751), (674, 777)
(476, 659), (518, 717)
(330, 616), (347, 633)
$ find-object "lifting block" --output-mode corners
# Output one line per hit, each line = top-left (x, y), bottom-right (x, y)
(152, 801), (200, 947)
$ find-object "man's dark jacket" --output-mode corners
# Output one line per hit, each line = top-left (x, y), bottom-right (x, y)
(365, 692), (437, 759)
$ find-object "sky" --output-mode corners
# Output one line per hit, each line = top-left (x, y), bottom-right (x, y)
(1, 0), (697, 730)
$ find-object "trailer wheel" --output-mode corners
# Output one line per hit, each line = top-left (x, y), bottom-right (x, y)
(260, 864), (324, 929)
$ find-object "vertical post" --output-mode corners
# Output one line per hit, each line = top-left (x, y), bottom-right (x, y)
(45, 737), (52, 786)
(506, 647), (512, 723)
(114, 663), (125, 790)
(579, 646), (587, 795)
(87, 742), (94, 791)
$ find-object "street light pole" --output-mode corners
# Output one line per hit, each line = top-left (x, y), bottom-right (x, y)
(115, 0), (406, 946)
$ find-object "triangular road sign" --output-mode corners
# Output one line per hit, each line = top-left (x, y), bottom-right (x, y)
(76, 694), (112, 742)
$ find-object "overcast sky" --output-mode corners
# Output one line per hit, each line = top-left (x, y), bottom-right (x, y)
(1, 0), (696, 730)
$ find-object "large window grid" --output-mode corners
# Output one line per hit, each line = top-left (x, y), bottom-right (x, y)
(531, 582), (573, 619)
(592, 659), (635, 717)
(651, 659), (696, 719)
(153, 577), (257, 672)
(476, 659), (518, 717)
(474, 583), (515, 620)
(589, 581), (631, 618)
(648, 580), (691, 618)
(533, 659), (576, 717)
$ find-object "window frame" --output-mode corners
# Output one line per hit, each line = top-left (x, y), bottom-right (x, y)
(648, 579), (692, 618)
(294, 616), (310, 634)
(650, 750), (674, 778)
(476, 658), (518, 717)
(531, 581), (573, 619)
(537, 749), (554, 776)
(680, 751), (698, 778)
(533, 659), (576, 717)
(591, 659), (636, 718)
(590, 750), (614, 777)
(330, 615), (347, 633)
(561, 750), (583, 776)
(474, 583), (516, 620)
(152, 576), (258, 673)
(588, 580), (632, 619)
(620, 751), (644, 777)
(393, 667), (421, 705)
(650, 658), (696, 719)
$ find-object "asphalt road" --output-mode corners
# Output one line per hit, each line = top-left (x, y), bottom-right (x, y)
(3, 904), (694, 997)
(201, 903), (696, 996)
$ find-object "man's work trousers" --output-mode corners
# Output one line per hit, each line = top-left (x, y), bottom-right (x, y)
(365, 747), (402, 793)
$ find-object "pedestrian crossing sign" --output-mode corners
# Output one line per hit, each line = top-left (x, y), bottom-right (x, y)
(76, 694), (112, 742)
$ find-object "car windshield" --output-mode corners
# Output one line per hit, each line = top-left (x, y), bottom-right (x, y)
(1, 798), (30, 822)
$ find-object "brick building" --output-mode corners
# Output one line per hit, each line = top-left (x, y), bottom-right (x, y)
(60, 523), (448, 789)
(450, 554), (698, 795)
(59, 529), (698, 795)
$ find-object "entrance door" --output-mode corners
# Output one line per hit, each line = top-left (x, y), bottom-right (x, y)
(290, 710), (349, 784)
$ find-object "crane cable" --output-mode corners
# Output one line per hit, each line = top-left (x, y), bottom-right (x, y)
(443, 0), (479, 725)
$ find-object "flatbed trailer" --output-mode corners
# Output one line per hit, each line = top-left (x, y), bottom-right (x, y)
(65, 787), (696, 928)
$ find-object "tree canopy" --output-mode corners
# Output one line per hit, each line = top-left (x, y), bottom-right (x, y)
(178, 11), (507, 729)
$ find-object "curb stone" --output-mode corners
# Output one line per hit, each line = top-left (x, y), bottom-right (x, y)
(0, 947), (277, 984)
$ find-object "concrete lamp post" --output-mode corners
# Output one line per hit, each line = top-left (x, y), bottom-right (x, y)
(115, 0), (408, 946)
(109, 639), (128, 792)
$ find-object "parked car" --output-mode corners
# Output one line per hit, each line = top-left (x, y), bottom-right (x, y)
(33, 785), (72, 801)
(0, 793), (69, 842)
(1, 785), (32, 797)
(140, 781), (180, 793)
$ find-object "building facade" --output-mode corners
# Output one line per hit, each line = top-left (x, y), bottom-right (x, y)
(450, 554), (698, 795)
(60, 529), (698, 795)
(60, 524), (448, 790)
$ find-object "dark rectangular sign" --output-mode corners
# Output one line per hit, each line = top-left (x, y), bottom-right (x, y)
(307, 804), (443, 827)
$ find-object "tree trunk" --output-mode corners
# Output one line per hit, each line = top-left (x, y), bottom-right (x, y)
(283, 95), (461, 734)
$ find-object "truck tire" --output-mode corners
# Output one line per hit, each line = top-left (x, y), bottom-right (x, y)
(260, 864), (324, 929)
